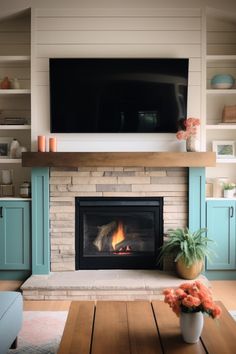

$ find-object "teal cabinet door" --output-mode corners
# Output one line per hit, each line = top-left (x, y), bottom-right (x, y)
(0, 201), (30, 270)
(206, 200), (236, 270)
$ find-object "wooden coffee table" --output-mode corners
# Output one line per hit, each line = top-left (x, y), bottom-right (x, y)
(58, 300), (236, 354)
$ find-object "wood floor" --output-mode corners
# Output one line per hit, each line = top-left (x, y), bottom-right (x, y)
(0, 279), (236, 311)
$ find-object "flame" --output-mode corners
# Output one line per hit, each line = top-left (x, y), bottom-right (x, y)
(112, 222), (125, 250)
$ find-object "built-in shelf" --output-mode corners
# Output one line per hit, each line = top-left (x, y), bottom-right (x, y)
(0, 125), (31, 130)
(207, 55), (236, 61)
(206, 124), (236, 130)
(206, 89), (236, 95)
(22, 152), (216, 168)
(0, 89), (30, 95)
(0, 159), (21, 164)
(0, 197), (31, 201)
(0, 55), (30, 62)
(216, 158), (236, 164)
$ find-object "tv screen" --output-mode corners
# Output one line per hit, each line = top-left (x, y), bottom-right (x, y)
(49, 58), (189, 133)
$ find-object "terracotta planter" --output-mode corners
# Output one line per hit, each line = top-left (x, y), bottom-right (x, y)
(176, 258), (203, 280)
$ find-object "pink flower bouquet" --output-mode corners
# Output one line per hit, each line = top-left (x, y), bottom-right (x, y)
(176, 117), (200, 140)
(163, 281), (222, 319)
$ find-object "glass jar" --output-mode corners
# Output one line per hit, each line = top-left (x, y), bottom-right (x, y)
(19, 181), (31, 198)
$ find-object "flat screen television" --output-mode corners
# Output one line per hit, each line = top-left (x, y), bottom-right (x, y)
(49, 58), (189, 133)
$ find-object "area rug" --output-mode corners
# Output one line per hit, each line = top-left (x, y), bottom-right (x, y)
(8, 311), (68, 354)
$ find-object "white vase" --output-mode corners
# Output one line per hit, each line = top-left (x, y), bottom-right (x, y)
(186, 136), (200, 152)
(180, 312), (204, 343)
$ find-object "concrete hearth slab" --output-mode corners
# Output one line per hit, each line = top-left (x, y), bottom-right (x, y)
(21, 270), (209, 301)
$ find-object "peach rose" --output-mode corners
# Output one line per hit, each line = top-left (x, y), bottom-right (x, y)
(212, 305), (222, 319)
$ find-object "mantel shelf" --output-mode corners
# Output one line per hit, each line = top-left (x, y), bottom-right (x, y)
(22, 152), (216, 168)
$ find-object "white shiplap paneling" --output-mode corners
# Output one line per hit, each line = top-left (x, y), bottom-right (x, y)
(32, 8), (202, 152)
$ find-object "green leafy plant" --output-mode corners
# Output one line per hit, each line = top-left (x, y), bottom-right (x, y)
(223, 182), (235, 190)
(158, 228), (213, 268)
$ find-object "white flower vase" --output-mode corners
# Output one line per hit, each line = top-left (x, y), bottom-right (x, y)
(186, 136), (200, 152)
(180, 312), (204, 343)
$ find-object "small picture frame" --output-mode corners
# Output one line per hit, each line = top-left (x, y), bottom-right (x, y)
(212, 140), (235, 158)
(0, 137), (13, 158)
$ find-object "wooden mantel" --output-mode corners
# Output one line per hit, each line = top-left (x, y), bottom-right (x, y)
(22, 151), (216, 167)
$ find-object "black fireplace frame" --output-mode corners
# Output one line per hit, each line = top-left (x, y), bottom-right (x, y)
(75, 197), (163, 270)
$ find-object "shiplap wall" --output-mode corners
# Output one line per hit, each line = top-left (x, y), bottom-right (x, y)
(32, 8), (203, 151)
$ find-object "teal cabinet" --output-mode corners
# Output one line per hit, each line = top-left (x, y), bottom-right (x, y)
(206, 200), (236, 271)
(0, 200), (31, 271)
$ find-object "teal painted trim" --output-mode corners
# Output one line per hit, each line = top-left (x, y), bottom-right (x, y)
(0, 270), (31, 281)
(188, 167), (206, 232)
(31, 167), (50, 274)
(204, 270), (236, 280)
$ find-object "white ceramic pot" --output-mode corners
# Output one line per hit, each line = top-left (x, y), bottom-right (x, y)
(223, 189), (235, 198)
(180, 312), (204, 343)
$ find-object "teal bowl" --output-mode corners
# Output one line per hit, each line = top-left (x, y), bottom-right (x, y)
(211, 74), (235, 89)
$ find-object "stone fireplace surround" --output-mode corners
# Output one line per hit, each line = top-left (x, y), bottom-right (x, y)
(21, 152), (212, 300)
(49, 166), (188, 272)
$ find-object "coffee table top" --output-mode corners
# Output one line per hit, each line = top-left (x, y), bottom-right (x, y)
(58, 300), (236, 354)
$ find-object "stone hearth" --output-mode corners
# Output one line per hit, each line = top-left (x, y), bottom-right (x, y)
(21, 270), (209, 301)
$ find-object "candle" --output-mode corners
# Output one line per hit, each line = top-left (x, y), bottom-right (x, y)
(49, 137), (57, 152)
(38, 135), (46, 152)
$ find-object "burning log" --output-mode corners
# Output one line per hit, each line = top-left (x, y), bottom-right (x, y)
(114, 239), (135, 252)
(93, 221), (117, 251)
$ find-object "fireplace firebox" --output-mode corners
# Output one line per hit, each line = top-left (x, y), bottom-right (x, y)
(75, 197), (163, 269)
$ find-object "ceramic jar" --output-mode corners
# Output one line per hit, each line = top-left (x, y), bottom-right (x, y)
(9, 138), (20, 158)
(19, 181), (31, 198)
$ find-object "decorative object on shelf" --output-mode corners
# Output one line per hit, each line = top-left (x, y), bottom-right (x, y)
(49, 137), (57, 152)
(163, 281), (222, 343)
(222, 105), (236, 123)
(11, 78), (20, 89)
(0, 76), (11, 89)
(206, 180), (213, 197)
(176, 117), (200, 152)
(213, 177), (229, 197)
(222, 182), (235, 198)
(9, 138), (20, 158)
(0, 184), (14, 197)
(186, 135), (200, 152)
(1, 169), (13, 184)
(38, 135), (46, 152)
(15, 145), (27, 158)
(211, 74), (235, 89)
(157, 227), (213, 280)
(212, 140), (235, 158)
(19, 181), (31, 198)
(0, 137), (13, 158)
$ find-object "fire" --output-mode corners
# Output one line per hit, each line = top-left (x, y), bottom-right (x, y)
(112, 222), (125, 250)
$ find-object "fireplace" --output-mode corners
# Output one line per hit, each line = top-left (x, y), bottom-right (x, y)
(75, 197), (163, 269)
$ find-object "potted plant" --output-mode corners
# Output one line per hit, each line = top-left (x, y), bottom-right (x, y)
(158, 228), (213, 280)
(176, 117), (200, 152)
(223, 182), (235, 198)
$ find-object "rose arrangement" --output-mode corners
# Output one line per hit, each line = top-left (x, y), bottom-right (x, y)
(176, 117), (200, 140)
(163, 281), (222, 319)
